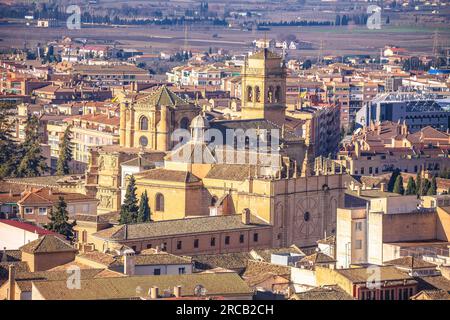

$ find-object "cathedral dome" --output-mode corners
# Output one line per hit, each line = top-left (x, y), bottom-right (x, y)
(190, 114), (210, 130)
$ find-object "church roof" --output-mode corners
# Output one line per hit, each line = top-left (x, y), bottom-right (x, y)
(165, 141), (216, 164)
(137, 85), (189, 108)
(135, 168), (200, 183)
(211, 119), (302, 143)
(205, 164), (256, 181)
(93, 214), (270, 241)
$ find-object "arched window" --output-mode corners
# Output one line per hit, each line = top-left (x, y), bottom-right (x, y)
(268, 86), (274, 103)
(155, 193), (164, 212)
(140, 116), (149, 131)
(247, 86), (253, 102)
(211, 196), (218, 206)
(275, 86), (281, 103)
(180, 117), (189, 130)
(255, 86), (261, 102)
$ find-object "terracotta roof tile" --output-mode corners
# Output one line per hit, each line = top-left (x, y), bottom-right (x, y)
(136, 169), (200, 183)
(291, 285), (354, 300)
(32, 273), (252, 299)
(93, 214), (270, 241)
(20, 235), (77, 254)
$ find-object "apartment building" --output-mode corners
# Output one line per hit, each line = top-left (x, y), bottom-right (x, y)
(17, 187), (98, 226)
(338, 121), (450, 175)
(329, 81), (381, 129)
(336, 187), (450, 268)
(316, 265), (418, 300)
(167, 64), (240, 87)
(64, 113), (120, 172)
(72, 64), (152, 86)
(356, 92), (450, 132)
(33, 85), (112, 104)
(286, 104), (340, 158)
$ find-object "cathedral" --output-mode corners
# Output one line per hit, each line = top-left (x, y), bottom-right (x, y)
(85, 48), (347, 248)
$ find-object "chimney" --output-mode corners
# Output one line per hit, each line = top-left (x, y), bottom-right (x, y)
(174, 285), (182, 298)
(150, 286), (159, 299)
(354, 141), (360, 158)
(48, 188), (53, 196)
(124, 251), (135, 276)
(242, 208), (251, 225)
(356, 185), (361, 196)
(155, 246), (160, 253)
(2, 247), (6, 262)
(380, 182), (387, 192)
(8, 265), (15, 300)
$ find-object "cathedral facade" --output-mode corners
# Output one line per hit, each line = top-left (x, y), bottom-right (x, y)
(119, 85), (200, 151)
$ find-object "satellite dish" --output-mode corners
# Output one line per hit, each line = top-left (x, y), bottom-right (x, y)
(194, 284), (207, 297)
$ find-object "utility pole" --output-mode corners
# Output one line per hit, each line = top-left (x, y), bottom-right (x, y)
(432, 30), (440, 68)
(317, 39), (324, 65)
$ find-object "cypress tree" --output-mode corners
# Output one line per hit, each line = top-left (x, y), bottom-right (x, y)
(137, 190), (151, 223)
(416, 171), (422, 196)
(45, 196), (76, 242)
(428, 176), (437, 196)
(393, 175), (405, 195)
(0, 102), (20, 178)
(405, 176), (416, 195)
(56, 125), (74, 175)
(421, 178), (431, 196)
(120, 175), (139, 224)
(17, 114), (48, 177)
(335, 15), (341, 26)
(388, 169), (400, 192)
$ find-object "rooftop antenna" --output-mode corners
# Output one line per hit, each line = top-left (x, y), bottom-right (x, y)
(317, 39), (324, 65)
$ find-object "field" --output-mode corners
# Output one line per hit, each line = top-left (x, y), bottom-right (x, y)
(0, 20), (448, 60)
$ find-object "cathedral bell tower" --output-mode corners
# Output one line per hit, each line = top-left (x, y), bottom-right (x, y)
(241, 48), (287, 125)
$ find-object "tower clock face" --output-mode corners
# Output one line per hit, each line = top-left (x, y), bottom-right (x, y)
(139, 136), (148, 147)
(294, 197), (319, 238)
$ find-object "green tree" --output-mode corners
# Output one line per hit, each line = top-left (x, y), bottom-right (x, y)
(303, 59), (312, 69)
(427, 176), (437, 196)
(393, 175), (405, 195)
(405, 176), (416, 195)
(421, 178), (431, 196)
(388, 169), (400, 192)
(16, 114), (48, 177)
(56, 125), (73, 175)
(415, 171), (422, 196)
(45, 196), (76, 242)
(0, 102), (20, 178)
(335, 14), (341, 26)
(120, 175), (139, 224)
(137, 190), (151, 223)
